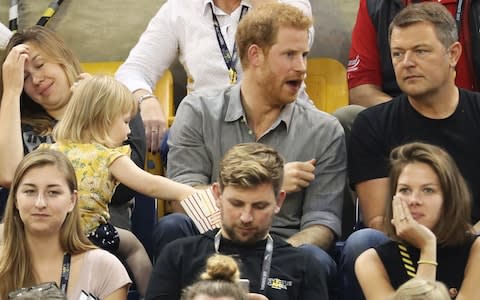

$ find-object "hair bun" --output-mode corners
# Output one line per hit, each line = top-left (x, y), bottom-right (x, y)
(200, 254), (240, 283)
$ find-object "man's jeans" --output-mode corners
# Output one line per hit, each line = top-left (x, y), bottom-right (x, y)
(338, 228), (389, 300)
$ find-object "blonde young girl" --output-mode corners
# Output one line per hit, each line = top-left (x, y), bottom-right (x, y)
(392, 278), (450, 300)
(181, 254), (247, 300)
(181, 254), (268, 300)
(40, 75), (196, 297)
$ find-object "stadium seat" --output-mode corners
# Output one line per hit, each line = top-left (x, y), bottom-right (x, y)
(305, 57), (349, 113)
(80, 61), (175, 127)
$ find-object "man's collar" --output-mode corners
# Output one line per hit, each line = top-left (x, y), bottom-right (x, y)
(277, 101), (295, 131)
(202, 0), (252, 17)
(224, 84), (295, 131)
(206, 228), (291, 248)
(224, 84), (246, 122)
(202, 0), (215, 16)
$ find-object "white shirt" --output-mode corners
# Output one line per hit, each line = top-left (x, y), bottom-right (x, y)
(115, 0), (314, 94)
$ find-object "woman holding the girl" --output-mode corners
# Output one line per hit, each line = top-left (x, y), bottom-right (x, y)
(0, 26), (196, 296)
(0, 26), (145, 227)
(40, 75), (196, 295)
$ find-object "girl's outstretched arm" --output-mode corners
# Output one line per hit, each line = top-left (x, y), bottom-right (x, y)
(110, 155), (196, 201)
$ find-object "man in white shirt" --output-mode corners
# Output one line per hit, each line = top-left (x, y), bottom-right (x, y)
(115, 0), (314, 151)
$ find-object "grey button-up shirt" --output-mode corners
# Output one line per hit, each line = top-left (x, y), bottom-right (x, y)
(167, 84), (346, 238)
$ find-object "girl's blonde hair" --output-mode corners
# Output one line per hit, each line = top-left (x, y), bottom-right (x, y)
(0, 26), (82, 135)
(392, 278), (450, 300)
(53, 75), (138, 147)
(0, 149), (95, 299)
(200, 254), (240, 282)
(181, 254), (247, 300)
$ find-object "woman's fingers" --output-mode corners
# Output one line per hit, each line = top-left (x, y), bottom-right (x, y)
(392, 195), (405, 223)
(392, 195), (436, 248)
(2, 44), (30, 95)
(399, 195), (414, 222)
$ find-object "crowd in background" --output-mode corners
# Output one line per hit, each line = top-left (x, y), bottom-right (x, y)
(0, 1), (480, 300)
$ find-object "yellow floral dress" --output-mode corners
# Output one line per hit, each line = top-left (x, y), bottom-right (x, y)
(39, 142), (131, 234)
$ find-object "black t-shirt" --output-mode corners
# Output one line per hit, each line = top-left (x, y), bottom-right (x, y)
(375, 236), (477, 293)
(145, 229), (328, 300)
(349, 89), (480, 222)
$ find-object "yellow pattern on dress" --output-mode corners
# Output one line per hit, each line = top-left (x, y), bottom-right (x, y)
(39, 142), (131, 234)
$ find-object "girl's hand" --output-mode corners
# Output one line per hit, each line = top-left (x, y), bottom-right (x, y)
(2, 44), (29, 97)
(70, 72), (92, 92)
(180, 185), (199, 201)
(391, 195), (436, 250)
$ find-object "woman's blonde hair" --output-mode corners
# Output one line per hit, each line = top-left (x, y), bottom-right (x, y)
(53, 75), (137, 147)
(0, 149), (95, 299)
(0, 26), (82, 135)
(181, 254), (247, 300)
(391, 278), (450, 300)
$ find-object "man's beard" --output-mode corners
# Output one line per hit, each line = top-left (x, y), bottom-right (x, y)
(222, 223), (267, 245)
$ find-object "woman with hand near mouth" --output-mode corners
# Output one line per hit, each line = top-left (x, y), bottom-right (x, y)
(355, 142), (480, 300)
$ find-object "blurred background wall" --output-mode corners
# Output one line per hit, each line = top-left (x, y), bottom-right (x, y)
(0, 0), (359, 101)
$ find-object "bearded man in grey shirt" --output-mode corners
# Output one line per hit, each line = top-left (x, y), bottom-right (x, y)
(153, 3), (346, 298)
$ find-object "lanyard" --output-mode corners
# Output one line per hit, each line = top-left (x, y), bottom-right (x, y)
(209, 4), (249, 84)
(8, 0), (19, 31)
(60, 252), (71, 294)
(8, 0), (64, 31)
(37, 0), (65, 26)
(455, 0), (464, 35)
(214, 230), (273, 291)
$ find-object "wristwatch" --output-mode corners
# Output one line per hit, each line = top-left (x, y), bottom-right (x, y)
(138, 93), (156, 105)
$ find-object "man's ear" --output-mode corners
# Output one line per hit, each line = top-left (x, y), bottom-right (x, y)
(212, 183), (222, 209)
(247, 44), (264, 68)
(448, 41), (462, 68)
(274, 191), (286, 214)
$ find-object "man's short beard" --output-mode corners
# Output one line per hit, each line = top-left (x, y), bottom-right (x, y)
(222, 224), (266, 245)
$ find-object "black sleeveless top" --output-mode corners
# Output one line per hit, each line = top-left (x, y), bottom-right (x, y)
(375, 235), (477, 295)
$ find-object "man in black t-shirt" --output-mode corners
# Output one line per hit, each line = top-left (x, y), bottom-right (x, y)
(145, 143), (328, 300)
(340, 3), (480, 300)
